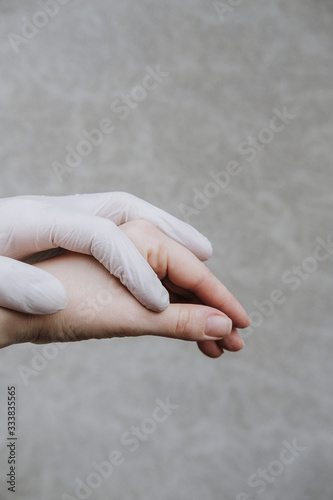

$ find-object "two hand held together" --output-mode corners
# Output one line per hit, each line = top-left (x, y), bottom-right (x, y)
(0, 193), (250, 357)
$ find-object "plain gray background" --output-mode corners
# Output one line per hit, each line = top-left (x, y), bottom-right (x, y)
(0, 1), (332, 499)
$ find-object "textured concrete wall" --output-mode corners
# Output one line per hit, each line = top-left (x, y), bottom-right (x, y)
(0, 1), (332, 499)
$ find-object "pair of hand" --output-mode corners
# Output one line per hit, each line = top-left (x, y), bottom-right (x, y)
(0, 193), (250, 357)
(0, 192), (213, 314)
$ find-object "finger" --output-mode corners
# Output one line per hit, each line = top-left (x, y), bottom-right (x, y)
(121, 223), (250, 328)
(163, 275), (246, 356)
(0, 256), (67, 314)
(216, 328), (245, 351)
(197, 327), (245, 358)
(165, 242), (250, 328)
(197, 341), (224, 359)
(116, 302), (233, 342)
(164, 279), (248, 345)
(26, 192), (213, 261)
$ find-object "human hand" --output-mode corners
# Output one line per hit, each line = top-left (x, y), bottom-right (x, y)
(0, 221), (250, 358)
(0, 192), (212, 314)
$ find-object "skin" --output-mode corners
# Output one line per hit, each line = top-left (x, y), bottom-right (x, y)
(0, 220), (250, 358)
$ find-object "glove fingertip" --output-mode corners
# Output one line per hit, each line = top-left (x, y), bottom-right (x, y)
(132, 279), (170, 313)
(202, 238), (213, 260)
(152, 286), (170, 312)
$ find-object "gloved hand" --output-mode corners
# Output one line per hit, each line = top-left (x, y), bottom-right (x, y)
(0, 192), (212, 314)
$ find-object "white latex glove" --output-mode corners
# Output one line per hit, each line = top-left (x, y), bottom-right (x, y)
(0, 192), (212, 314)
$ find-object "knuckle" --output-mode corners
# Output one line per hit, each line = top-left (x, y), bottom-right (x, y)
(175, 308), (193, 340)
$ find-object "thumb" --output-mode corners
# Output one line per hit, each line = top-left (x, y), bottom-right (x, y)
(0, 256), (68, 314)
(135, 303), (233, 342)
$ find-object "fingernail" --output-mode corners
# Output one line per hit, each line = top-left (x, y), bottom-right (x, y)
(205, 316), (232, 339)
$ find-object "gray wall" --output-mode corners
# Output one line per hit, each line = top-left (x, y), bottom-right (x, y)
(0, 1), (332, 499)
